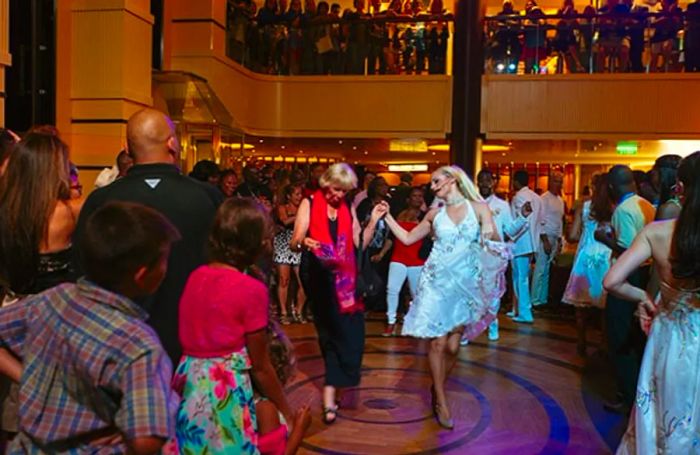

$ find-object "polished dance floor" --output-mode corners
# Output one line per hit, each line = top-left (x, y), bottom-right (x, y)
(283, 310), (626, 455)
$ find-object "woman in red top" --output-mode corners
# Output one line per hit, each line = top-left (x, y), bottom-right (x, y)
(383, 187), (427, 336)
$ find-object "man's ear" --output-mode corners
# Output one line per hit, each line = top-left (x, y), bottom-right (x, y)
(133, 265), (149, 290)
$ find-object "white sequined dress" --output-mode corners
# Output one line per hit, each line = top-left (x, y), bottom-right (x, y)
(402, 202), (510, 339)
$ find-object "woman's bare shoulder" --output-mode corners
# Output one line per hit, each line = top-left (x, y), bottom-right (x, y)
(469, 200), (490, 217)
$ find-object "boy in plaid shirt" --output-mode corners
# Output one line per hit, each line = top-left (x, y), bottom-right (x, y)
(0, 201), (180, 454)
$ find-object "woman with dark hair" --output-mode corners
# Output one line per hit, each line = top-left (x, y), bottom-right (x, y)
(382, 187), (426, 337)
(605, 152), (700, 454)
(0, 132), (82, 300)
(273, 184), (306, 324)
(562, 173), (613, 356)
(652, 154), (683, 221)
(0, 132), (82, 442)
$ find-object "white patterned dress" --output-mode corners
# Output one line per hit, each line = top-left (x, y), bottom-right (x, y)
(617, 282), (700, 455)
(562, 201), (612, 308)
(402, 202), (510, 339)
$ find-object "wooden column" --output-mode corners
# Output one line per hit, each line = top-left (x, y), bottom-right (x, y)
(57, 0), (153, 188)
(0, 0), (10, 127)
(450, 0), (484, 177)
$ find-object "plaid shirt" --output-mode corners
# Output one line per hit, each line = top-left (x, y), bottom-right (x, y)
(0, 279), (175, 454)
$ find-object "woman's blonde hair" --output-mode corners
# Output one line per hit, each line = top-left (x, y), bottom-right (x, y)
(435, 165), (483, 202)
(319, 163), (358, 191)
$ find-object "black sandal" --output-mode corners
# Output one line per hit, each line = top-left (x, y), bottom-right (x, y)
(322, 405), (338, 425)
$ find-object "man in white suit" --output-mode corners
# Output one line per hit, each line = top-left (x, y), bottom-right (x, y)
(509, 170), (542, 324)
(477, 169), (533, 338)
(531, 171), (565, 307)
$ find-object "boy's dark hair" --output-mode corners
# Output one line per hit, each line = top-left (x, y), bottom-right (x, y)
(209, 198), (272, 270)
(80, 201), (181, 290)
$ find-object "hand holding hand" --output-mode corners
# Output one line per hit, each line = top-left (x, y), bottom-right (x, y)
(371, 201), (389, 222)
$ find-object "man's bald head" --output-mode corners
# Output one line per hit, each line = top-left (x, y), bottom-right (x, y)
(126, 109), (178, 164)
(608, 164), (636, 200)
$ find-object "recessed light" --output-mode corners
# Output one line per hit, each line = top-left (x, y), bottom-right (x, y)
(353, 146), (357, 150)
(281, 145), (286, 149)
(338, 140), (343, 144)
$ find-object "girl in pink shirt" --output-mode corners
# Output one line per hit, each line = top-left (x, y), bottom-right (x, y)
(172, 198), (296, 454)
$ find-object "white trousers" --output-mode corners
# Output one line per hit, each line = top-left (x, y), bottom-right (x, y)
(531, 236), (560, 306)
(512, 255), (533, 321)
(386, 262), (422, 324)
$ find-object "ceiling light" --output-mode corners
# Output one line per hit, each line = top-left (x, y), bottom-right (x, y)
(391, 139), (428, 153)
(221, 143), (255, 150)
(659, 140), (700, 157)
(388, 164), (429, 172)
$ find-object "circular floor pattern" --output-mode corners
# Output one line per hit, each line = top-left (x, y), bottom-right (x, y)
(284, 317), (614, 454)
(287, 356), (570, 454)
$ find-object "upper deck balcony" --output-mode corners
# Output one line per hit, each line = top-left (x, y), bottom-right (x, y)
(167, 2), (700, 140)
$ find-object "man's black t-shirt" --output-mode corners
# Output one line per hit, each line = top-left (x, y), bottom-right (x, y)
(74, 163), (219, 365)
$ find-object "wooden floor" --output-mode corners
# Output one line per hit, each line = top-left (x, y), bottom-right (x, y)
(282, 309), (625, 455)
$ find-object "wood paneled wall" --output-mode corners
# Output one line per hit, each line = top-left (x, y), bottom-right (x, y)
(482, 74), (700, 140)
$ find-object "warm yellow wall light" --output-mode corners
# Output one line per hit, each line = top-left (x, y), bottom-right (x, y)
(427, 144), (510, 153)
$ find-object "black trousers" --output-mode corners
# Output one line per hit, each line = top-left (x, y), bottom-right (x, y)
(605, 266), (649, 406)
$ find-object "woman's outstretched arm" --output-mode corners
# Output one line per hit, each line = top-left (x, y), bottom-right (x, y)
(380, 201), (435, 246)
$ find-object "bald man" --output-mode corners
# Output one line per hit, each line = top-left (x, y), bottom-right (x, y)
(74, 109), (219, 365)
(531, 171), (565, 307)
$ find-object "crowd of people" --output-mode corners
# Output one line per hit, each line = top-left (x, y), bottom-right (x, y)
(227, 0), (452, 75)
(0, 109), (698, 453)
(486, 0), (700, 74)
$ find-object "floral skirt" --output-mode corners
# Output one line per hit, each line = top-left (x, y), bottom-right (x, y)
(171, 349), (259, 454)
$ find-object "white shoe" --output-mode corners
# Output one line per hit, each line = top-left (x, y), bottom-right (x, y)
(460, 336), (469, 346)
(488, 319), (499, 341)
(506, 311), (515, 318)
(488, 327), (499, 341)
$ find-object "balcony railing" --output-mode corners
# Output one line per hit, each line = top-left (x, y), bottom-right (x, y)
(484, 8), (700, 74)
(226, 2), (453, 76)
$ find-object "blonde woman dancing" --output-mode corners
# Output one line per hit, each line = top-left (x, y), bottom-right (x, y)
(376, 165), (510, 429)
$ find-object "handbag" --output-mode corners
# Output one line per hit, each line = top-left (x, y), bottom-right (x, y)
(355, 229), (384, 301)
(316, 30), (334, 54)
